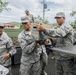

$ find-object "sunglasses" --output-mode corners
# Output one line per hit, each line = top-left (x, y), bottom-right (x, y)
(33, 26), (37, 28)
(0, 26), (4, 29)
(22, 22), (28, 25)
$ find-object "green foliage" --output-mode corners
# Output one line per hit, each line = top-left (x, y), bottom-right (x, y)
(4, 29), (23, 47)
(0, 0), (10, 12)
(70, 10), (76, 16)
(35, 15), (50, 24)
(10, 22), (21, 27)
(43, 19), (49, 24)
(70, 10), (76, 29)
(35, 16), (43, 21)
(20, 23), (23, 29)
(71, 21), (76, 29)
(52, 23), (58, 27)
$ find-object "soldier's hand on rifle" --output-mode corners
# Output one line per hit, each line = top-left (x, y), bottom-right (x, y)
(44, 41), (48, 45)
(3, 53), (11, 61)
(35, 40), (42, 44)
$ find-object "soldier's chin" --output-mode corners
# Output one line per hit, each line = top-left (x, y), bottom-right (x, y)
(25, 28), (29, 31)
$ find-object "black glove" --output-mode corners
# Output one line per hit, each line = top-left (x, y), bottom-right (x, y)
(35, 40), (42, 44)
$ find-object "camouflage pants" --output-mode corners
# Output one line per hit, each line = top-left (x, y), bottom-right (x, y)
(5, 66), (12, 75)
(20, 60), (42, 75)
(55, 59), (76, 75)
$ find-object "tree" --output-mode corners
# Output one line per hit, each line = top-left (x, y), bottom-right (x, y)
(35, 15), (50, 24)
(0, 0), (10, 12)
(70, 10), (76, 29)
(70, 10), (76, 16)
(43, 19), (49, 24)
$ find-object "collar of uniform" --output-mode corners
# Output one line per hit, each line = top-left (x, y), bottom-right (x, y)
(24, 30), (31, 35)
(0, 37), (2, 41)
(0, 33), (4, 41)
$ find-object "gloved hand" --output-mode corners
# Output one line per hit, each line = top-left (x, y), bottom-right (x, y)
(35, 40), (42, 44)
(13, 40), (18, 45)
(44, 41), (48, 45)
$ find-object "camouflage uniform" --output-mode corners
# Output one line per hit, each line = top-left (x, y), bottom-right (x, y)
(25, 10), (34, 22)
(26, 14), (34, 22)
(0, 32), (16, 75)
(44, 22), (76, 75)
(18, 30), (47, 75)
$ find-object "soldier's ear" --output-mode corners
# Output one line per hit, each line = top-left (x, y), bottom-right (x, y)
(63, 17), (65, 19)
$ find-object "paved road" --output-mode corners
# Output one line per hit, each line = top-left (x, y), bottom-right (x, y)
(11, 54), (55, 75)
(45, 54), (55, 75)
(11, 45), (76, 75)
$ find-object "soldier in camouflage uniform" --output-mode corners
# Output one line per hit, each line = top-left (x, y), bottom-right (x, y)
(18, 17), (48, 75)
(25, 9), (34, 23)
(36, 12), (76, 75)
(0, 23), (16, 75)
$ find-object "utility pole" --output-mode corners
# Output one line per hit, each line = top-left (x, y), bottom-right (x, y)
(43, 0), (45, 21)
(43, 0), (47, 22)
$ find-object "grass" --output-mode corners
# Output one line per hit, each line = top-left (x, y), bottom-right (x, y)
(4, 29), (23, 47)
(4, 29), (22, 37)
(4, 29), (39, 47)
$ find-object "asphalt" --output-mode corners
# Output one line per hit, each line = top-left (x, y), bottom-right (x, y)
(11, 54), (55, 75)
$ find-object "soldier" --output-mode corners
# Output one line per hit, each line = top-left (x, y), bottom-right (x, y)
(36, 12), (75, 75)
(0, 23), (16, 75)
(18, 17), (47, 75)
(25, 9), (34, 23)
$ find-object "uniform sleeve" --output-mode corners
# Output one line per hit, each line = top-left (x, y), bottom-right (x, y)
(6, 38), (16, 56)
(18, 37), (36, 54)
(44, 25), (72, 37)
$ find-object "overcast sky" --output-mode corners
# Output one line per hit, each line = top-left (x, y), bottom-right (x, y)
(0, 0), (76, 23)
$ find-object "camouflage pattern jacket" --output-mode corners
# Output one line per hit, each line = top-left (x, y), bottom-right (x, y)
(18, 30), (45, 64)
(0, 32), (16, 66)
(44, 22), (74, 60)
